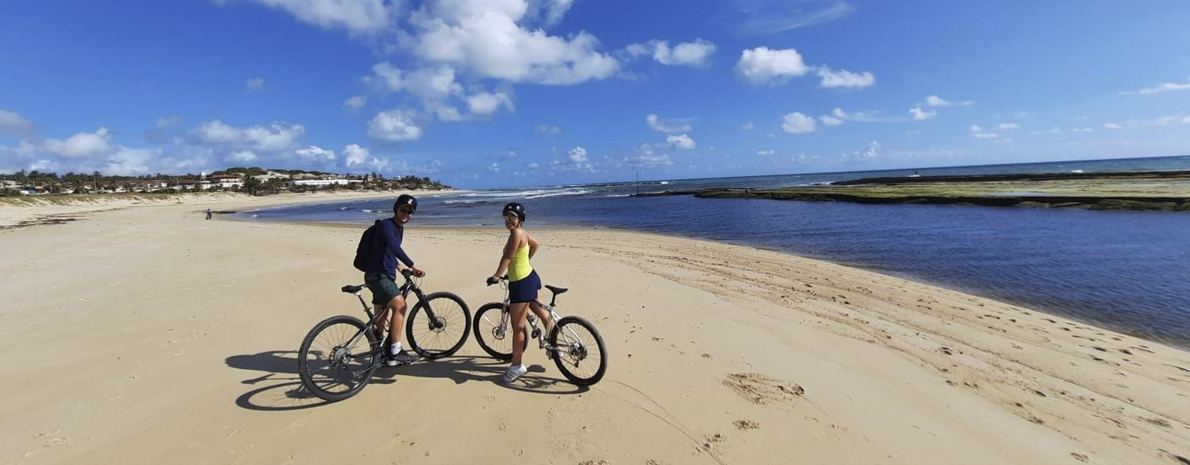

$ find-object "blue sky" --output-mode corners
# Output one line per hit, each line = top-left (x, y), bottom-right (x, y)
(2, 0), (1189, 188)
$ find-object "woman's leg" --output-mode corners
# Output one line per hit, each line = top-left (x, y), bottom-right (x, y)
(508, 301), (530, 366)
(528, 300), (553, 335)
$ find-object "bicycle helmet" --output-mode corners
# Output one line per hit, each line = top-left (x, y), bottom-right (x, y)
(502, 202), (526, 222)
(394, 194), (418, 213)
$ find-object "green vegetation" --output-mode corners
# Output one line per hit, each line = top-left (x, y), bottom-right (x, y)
(0, 167), (452, 198)
(641, 171), (1190, 212)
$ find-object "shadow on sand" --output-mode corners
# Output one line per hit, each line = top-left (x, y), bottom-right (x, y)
(227, 350), (586, 410)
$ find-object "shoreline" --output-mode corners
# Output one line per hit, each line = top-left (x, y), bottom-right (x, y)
(0, 188), (464, 229)
(3, 191), (1188, 464)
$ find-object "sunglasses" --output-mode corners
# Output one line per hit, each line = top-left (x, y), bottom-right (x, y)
(398, 207), (415, 215)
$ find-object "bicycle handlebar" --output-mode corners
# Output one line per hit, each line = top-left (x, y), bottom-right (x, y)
(486, 275), (509, 286)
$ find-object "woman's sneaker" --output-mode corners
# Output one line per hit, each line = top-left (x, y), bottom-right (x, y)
(387, 350), (419, 366)
(502, 364), (528, 383)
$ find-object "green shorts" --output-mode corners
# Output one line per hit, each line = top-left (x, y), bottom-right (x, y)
(364, 273), (402, 306)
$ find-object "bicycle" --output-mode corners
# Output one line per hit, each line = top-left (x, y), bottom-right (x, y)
(473, 276), (607, 385)
(297, 269), (471, 402)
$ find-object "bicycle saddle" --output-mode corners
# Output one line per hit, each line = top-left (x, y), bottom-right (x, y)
(545, 285), (567, 295)
(341, 284), (365, 294)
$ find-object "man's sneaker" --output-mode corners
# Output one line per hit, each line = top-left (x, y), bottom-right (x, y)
(387, 350), (419, 366)
(502, 364), (528, 383)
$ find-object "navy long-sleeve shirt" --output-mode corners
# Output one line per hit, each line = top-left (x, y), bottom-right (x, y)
(365, 218), (414, 275)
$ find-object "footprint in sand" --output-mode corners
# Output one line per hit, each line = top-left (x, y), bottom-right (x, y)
(734, 419), (760, 430)
(723, 373), (804, 406)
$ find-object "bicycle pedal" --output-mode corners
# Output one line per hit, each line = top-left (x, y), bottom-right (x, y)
(531, 329), (541, 339)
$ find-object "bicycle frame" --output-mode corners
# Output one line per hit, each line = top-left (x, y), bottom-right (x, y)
(492, 279), (583, 354)
(345, 272), (436, 357)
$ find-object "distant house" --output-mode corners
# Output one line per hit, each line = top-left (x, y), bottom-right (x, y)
(289, 177), (362, 188)
(210, 174), (244, 189)
(172, 180), (213, 191)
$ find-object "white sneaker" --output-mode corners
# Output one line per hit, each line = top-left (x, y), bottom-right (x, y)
(387, 350), (419, 366)
(502, 364), (528, 383)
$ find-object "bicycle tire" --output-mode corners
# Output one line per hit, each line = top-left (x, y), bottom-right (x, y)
(472, 302), (527, 360)
(550, 316), (608, 385)
(298, 315), (379, 402)
(405, 292), (471, 359)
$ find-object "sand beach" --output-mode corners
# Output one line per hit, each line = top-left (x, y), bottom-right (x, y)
(1, 192), (1188, 464)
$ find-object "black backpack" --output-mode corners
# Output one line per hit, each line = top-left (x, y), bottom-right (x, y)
(353, 219), (383, 272)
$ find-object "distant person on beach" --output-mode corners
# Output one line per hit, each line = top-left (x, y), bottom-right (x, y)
(487, 202), (552, 383)
(364, 194), (425, 366)
(205, 208), (212, 220)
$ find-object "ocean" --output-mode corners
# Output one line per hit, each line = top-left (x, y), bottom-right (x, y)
(235, 155), (1190, 349)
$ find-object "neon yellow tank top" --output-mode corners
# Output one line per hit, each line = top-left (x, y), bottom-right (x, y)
(508, 244), (533, 281)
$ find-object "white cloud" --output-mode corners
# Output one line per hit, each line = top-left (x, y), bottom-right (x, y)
(1119, 76), (1190, 95)
(740, 121), (754, 130)
(646, 114), (693, 133)
(488, 162), (500, 173)
(567, 146), (587, 163)
(243, 123), (305, 152)
(667, 133), (696, 149)
(535, 124), (562, 134)
(105, 146), (160, 175)
(627, 39), (717, 67)
(342, 143), (391, 171)
(295, 145), (336, 162)
(816, 67), (874, 88)
(405, 1), (619, 86)
(831, 107), (900, 123)
(819, 115), (843, 126)
(528, 162), (539, 169)
(343, 95), (366, 111)
(909, 107), (936, 121)
(1104, 122), (1121, 129)
(781, 112), (816, 134)
(550, 146), (594, 172)
(998, 123), (1019, 130)
(728, 0), (854, 34)
(368, 109), (423, 142)
(229, 150), (258, 163)
(190, 120), (244, 145)
(735, 47), (810, 85)
(466, 91), (514, 116)
(925, 95), (974, 107)
(859, 141), (878, 159)
(44, 128), (113, 158)
(970, 124), (998, 139)
(247, 77), (264, 90)
(757, 149), (775, 156)
(625, 144), (673, 168)
(0, 109), (38, 138)
(213, 0), (398, 35)
(1073, 127), (1094, 133)
(524, 0), (574, 28)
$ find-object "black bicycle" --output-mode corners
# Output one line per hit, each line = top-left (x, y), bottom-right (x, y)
(474, 276), (607, 385)
(298, 269), (471, 401)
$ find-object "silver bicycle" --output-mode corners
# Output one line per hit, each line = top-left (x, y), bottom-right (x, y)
(473, 276), (607, 385)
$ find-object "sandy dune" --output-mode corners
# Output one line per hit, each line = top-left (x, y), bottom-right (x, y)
(1, 195), (1188, 465)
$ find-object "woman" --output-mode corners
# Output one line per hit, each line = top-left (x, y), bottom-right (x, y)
(487, 202), (552, 383)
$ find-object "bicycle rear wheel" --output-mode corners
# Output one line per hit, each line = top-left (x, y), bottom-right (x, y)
(405, 292), (471, 359)
(550, 316), (608, 385)
(298, 315), (380, 402)
(473, 302), (526, 360)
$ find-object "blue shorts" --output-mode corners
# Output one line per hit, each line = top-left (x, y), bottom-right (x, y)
(508, 270), (541, 304)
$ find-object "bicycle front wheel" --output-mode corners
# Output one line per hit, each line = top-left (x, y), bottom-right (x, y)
(473, 302), (526, 360)
(550, 316), (608, 385)
(298, 315), (379, 402)
(405, 292), (471, 359)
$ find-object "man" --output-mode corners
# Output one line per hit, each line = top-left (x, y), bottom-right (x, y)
(364, 194), (425, 366)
